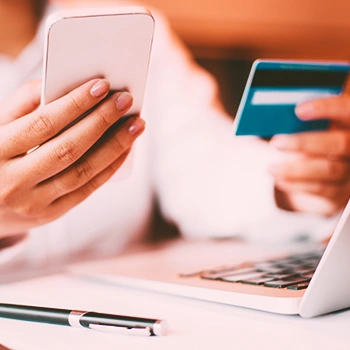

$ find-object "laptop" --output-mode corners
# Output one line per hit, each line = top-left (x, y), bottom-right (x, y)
(69, 200), (350, 318)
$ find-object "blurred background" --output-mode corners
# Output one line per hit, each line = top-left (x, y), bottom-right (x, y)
(54, 0), (350, 117)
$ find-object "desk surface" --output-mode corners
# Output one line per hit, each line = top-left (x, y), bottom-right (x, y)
(0, 270), (349, 349)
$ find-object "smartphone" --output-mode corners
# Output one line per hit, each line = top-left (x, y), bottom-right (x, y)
(41, 6), (155, 118)
(233, 60), (350, 138)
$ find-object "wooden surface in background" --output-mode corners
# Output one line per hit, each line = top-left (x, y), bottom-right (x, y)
(144, 0), (350, 60)
(57, 0), (350, 59)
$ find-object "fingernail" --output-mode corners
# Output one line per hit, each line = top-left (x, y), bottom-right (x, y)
(116, 92), (133, 111)
(129, 118), (145, 136)
(270, 136), (300, 151)
(90, 79), (110, 98)
(295, 102), (315, 119)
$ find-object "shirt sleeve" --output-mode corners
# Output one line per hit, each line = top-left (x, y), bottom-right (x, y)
(145, 10), (339, 243)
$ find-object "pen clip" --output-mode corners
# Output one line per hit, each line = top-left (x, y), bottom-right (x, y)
(89, 324), (152, 336)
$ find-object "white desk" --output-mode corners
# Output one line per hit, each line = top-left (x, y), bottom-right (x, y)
(0, 267), (349, 350)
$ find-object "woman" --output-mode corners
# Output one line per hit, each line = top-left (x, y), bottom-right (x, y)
(0, 0), (342, 274)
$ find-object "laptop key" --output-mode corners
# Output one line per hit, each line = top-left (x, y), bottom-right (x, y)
(272, 258), (307, 268)
(253, 261), (279, 269)
(201, 267), (258, 280)
(241, 276), (277, 285)
(287, 282), (310, 290)
(257, 267), (294, 274)
(294, 268), (315, 275)
(220, 272), (265, 283)
(264, 273), (299, 279)
(264, 277), (311, 288)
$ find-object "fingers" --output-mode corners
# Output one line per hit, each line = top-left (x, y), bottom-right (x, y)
(0, 150), (131, 225)
(270, 154), (350, 215)
(272, 92), (350, 217)
(40, 151), (131, 222)
(37, 116), (145, 201)
(0, 79), (111, 158)
(0, 80), (41, 125)
(270, 130), (350, 158)
(275, 179), (349, 199)
(13, 90), (135, 184)
(269, 157), (350, 182)
(276, 191), (346, 216)
(295, 94), (350, 124)
(0, 115), (144, 223)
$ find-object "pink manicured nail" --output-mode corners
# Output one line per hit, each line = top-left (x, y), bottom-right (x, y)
(90, 79), (110, 98)
(295, 102), (315, 119)
(270, 136), (300, 151)
(129, 118), (145, 136)
(116, 92), (133, 111)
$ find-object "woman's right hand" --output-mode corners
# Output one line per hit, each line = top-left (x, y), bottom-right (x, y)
(0, 79), (145, 238)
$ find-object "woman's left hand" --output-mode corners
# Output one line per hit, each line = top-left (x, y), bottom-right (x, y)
(269, 93), (350, 216)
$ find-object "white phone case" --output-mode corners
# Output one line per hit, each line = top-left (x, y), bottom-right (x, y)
(41, 6), (154, 117)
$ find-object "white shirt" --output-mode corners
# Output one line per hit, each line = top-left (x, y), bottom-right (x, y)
(0, 6), (338, 273)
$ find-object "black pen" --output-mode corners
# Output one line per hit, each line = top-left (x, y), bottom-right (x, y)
(0, 303), (168, 336)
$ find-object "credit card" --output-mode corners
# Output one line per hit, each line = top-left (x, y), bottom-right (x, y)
(233, 60), (350, 137)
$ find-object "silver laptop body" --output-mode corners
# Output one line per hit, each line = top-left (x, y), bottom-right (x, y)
(70, 200), (350, 318)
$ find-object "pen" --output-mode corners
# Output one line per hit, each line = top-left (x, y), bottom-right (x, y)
(0, 303), (168, 336)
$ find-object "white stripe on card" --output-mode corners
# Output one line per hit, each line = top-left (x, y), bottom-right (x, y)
(251, 89), (337, 105)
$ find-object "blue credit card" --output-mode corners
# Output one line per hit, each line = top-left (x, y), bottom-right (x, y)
(233, 60), (350, 137)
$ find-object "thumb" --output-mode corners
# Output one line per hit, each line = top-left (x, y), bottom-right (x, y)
(295, 94), (350, 125)
(0, 80), (41, 125)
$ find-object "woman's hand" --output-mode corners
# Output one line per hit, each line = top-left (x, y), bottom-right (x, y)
(269, 94), (350, 216)
(0, 79), (145, 238)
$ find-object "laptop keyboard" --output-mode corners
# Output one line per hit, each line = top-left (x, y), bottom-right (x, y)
(181, 250), (324, 291)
